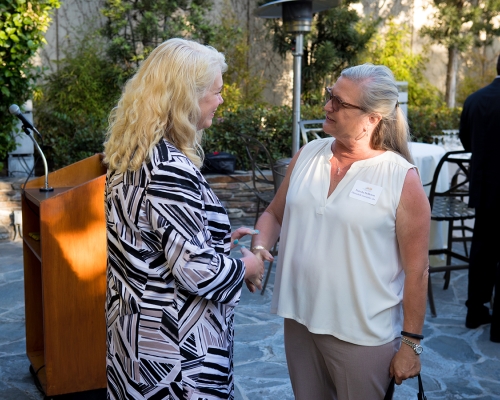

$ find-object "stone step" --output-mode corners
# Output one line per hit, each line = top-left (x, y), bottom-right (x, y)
(0, 225), (11, 241)
(0, 200), (22, 211)
(0, 188), (21, 202)
(0, 177), (25, 242)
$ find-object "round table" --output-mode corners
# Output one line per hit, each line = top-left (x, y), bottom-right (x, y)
(408, 142), (449, 192)
(408, 142), (472, 252)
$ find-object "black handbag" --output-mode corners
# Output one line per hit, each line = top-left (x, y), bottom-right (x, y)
(384, 374), (427, 400)
(201, 151), (236, 174)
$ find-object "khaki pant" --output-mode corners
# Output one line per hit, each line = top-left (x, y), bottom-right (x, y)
(284, 318), (399, 400)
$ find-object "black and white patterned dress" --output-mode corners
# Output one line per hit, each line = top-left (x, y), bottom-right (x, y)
(105, 139), (245, 400)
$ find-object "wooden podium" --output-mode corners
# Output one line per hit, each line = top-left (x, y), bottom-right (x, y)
(21, 154), (108, 396)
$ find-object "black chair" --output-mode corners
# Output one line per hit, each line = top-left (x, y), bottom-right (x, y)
(236, 133), (280, 294)
(237, 133), (279, 225)
(427, 150), (475, 317)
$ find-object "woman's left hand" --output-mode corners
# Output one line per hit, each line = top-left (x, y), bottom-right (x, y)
(230, 227), (259, 249)
(389, 344), (421, 385)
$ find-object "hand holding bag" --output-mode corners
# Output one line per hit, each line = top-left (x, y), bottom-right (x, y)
(384, 374), (427, 400)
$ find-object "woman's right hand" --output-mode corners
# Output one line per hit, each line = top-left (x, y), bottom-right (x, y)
(240, 246), (265, 293)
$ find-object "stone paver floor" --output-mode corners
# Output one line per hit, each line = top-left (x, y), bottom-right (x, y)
(1, 217), (499, 399)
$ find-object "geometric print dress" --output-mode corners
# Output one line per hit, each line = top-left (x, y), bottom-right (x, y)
(105, 139), (245, 400)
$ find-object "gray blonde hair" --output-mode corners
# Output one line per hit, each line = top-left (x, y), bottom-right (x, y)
(104, 38), (227, 172)
(340, 63), (413, 163)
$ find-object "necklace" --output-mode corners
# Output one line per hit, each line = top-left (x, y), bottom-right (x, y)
(333, 155), (355, 176)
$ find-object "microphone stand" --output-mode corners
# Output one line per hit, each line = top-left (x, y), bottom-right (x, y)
(21, 124), (53, 192)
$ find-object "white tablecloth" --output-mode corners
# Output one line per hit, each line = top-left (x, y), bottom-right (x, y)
(408, 142), (449, 250)
(409, 142), (449, 193)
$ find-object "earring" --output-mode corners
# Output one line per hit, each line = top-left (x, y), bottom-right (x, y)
(355, 130), (368, 141)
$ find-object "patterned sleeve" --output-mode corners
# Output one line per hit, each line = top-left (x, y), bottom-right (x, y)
(145, 160), (245, 305)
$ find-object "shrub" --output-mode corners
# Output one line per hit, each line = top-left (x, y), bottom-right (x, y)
(204, 103), (462, 169)
(204, 104), (325, 170)
(359, 18), (443, 109)
(34, 33), (122, 170)
(408, 105), (462, 143)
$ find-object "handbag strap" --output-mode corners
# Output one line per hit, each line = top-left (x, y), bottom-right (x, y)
(384, 377), (395, 400)
(417, 374), (427, 400)
(384, 374), (426, 400)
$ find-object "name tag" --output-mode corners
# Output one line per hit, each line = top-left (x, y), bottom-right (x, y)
(349, 180), (383, 205)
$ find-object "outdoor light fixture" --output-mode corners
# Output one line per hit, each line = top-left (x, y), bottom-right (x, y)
(256, 0), (339, 156)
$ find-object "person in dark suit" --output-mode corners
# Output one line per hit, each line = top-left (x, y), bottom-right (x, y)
(459, 54), (500, 342)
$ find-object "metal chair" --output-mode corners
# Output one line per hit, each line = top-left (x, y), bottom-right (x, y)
(236, 133), (280, 294)
(427, 150), (474, 316)
(299, 119), (325, 145)
(236, 133), (278, 225)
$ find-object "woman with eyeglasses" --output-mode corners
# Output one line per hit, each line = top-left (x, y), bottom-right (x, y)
(250, 64), (430, 399)
(103, 38), (265, 400)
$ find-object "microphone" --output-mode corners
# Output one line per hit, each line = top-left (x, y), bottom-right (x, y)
(9, 104), (42, 140)
(9, 103), (53, 192)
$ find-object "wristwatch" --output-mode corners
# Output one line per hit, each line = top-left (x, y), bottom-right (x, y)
(401, 336), (423, 355)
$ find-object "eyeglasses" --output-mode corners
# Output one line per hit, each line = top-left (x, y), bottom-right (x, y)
(325, 87), (365, 112)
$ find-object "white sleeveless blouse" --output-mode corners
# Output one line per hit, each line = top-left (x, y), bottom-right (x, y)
(271, 137), (416, 346)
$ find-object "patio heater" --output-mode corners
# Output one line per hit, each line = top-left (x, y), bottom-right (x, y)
(255, 0), (338, 156)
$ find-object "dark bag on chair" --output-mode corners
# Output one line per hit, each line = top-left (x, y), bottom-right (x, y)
(202, 151), (236, 174)
(384, 374), (427, 400)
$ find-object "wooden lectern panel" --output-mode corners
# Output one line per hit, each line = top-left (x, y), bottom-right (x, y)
(26, 153), (106, 190)
(22, 154), (108, 396)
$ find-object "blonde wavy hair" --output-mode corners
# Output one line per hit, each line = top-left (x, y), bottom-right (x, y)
(103, 38), (227, 172)
(340, 63), (413, 163)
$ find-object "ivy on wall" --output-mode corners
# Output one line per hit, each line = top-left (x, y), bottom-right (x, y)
(0, 0), (60, 171)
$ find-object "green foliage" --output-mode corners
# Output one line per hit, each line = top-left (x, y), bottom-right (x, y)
(359, 18), (443, 108)
(264, 0), (377, 104)
(203, 104), (325, 169)
(457, 49), (497, 105)
(0, 0), (60, 171)
(420, 1), (479, 51)
(204, 106), (290, 170)
(470, 0), (500, 47)
(210, 0), (266, 111)
(101, 0), (215, 76)
(420, 0), (500, 106)
(421, 0), (500, 50)
(204, 102), (461, 168)
(408, 105), (462, 143)
(420, 0), (500, 107)
(29, 0), (463, 175)
(33, 33), (122, 170)
(34, 1), (228, 170)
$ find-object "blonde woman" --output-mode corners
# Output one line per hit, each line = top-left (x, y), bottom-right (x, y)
(252, 64), (430, 399)
(103, 38), (264, 400)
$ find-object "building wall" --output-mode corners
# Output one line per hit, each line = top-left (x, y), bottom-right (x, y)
(37, 1), (104, 74)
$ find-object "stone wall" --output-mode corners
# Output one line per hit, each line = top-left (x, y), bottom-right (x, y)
(204, 171), (274, 220)
(0, 172), (272, 241)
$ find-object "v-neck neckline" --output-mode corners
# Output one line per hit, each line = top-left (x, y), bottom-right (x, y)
(323, 139), (387, 201)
